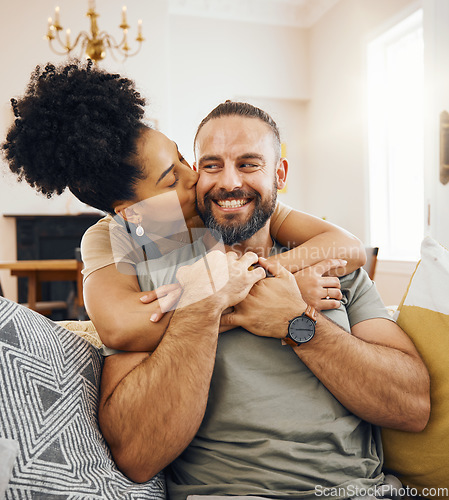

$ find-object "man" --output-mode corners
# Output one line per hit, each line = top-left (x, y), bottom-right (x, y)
(99, 102), (430, 498)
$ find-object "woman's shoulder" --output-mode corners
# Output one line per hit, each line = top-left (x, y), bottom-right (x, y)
(80, 214), (139, 279)
(271, 200), (292, 238)
(83, 214), (116, 236)
(82, 214), (130, 246)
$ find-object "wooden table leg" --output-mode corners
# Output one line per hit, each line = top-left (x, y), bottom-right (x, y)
(27, 272), (37, 311)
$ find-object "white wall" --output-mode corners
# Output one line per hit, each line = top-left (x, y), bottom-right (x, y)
(375, 260), (417, 307)
(166, 15), (308, 165)
(304, 0), (420, 305)
(423, 0), (449, 250)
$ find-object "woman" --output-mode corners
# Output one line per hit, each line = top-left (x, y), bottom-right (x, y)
(2, 60), (365, 352)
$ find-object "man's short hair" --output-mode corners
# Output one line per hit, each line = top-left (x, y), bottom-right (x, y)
(194, 100), (282, 161)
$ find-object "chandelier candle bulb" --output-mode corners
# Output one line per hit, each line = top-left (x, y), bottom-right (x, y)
(45, 17), (55, 40)
(122, 6), (127, 24)
(52, 6), (62, 30)
(65, 29), (71, 49)
(138, 19), (142, 36)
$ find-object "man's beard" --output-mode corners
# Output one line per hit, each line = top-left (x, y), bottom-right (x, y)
(196, 181), (278, 246)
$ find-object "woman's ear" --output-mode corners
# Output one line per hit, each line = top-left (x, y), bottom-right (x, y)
(276, 157), (288, 191)
(114, 202), (141, 225)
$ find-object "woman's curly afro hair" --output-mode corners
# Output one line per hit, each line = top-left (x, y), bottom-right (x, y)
(2, 59), (148, 214)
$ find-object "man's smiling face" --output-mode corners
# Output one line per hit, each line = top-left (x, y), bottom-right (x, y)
(194, 115), (284, 246)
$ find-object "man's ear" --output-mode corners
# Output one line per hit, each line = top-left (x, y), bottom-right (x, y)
(114, 202), (141, 224)
(276, 157), (288, 190)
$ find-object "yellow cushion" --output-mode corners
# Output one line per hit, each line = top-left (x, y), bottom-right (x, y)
(382, 237), (449, 496)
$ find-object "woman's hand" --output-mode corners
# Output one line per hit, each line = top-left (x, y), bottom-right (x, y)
(139, 283), (182, 322)
(293, 259), (345, 311)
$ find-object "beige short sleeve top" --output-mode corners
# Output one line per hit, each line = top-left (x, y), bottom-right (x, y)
(80, 201), (292, 281)
(270, 200), (291, 240)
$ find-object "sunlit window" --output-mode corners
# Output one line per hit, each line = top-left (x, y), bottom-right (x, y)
(367, 9), (424, 261)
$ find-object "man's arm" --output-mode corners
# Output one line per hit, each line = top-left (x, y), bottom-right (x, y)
(98, 251), (266, 483)
(295, 315), (430, 431)
(221, 258), (430, 432)
(99, 302), (222, 483)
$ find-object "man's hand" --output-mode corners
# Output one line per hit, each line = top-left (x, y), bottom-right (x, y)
(220, 258), (306, 337)
(176, 250), (266, 312)
(293, 259), (345, 311)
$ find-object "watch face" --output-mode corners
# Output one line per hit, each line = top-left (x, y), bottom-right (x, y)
(288, 315), (315, 344)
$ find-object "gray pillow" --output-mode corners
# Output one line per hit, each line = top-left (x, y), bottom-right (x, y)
(0, 297), (165, 499)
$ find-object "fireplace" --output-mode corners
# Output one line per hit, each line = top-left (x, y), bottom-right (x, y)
(4, 214), (102, 319)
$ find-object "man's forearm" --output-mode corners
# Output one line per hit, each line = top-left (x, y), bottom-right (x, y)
(294, 315), (430, 431)
(98, 301), (222, 483)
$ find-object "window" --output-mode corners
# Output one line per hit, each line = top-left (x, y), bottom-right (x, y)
(367, 9), (424, 261)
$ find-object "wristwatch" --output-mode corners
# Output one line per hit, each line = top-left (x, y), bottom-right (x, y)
(283, 305), (318, 347)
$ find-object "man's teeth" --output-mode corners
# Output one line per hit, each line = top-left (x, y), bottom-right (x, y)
(216, 199), (249, 208)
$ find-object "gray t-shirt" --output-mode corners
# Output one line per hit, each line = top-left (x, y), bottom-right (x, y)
(166, 268), (393, 500)
(135, 237), (209, 292)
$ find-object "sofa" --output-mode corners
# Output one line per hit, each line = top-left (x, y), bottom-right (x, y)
(0, 298), (165, 499)
(1, 237), (448, 499)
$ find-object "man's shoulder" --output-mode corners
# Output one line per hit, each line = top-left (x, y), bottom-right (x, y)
(340, 267), (372, 289)
(340, 267), (391, 325)
(339, 268), (376, 305)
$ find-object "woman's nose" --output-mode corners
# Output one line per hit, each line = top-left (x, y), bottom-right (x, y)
(185, 166), (199, 187)
(189, 167), (199, 186)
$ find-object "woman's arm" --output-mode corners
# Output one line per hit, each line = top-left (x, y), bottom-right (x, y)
(269, 209), (366, 274)
(266, 208), (367, 311)
(83, 263), (179, 352)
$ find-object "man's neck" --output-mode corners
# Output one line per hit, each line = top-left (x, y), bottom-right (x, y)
(203, 223), (274, 258)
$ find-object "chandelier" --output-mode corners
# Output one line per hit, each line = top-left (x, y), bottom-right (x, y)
(45, 1), (144, 63)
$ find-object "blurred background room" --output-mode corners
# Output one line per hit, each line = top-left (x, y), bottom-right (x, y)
(1, 0), (448, 312)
